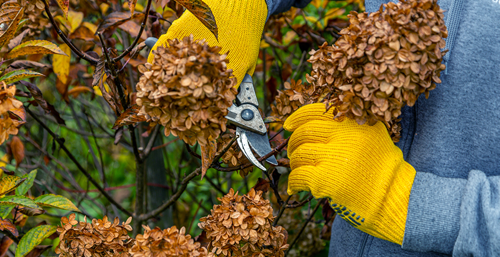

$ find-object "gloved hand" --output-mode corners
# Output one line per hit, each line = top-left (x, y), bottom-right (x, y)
(285, 103), (417, 245)
(148, 0), (268, 85)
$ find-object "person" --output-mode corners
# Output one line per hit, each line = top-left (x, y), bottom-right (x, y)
(150, 0), (500, 256)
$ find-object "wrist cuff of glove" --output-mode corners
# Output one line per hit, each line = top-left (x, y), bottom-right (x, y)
(372, 161), (416, 245)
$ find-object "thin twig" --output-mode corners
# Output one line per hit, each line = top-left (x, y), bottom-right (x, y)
(286, 194), (313, 208)
(273, 195), (292, 226)
(213, 138), (288, 172)
(25, 107), (133, 217)
(138, 168), (201, 221)
(151, 138), (179, 151)
(187, 199), (203, 233)
(264, 167), (283, 207)
(285, 199), (326, 257)
(42, 1), (99, 65)
(114, 0), (153, 62)
(142, 125), (160, 158)
(185, 143), (201, 159)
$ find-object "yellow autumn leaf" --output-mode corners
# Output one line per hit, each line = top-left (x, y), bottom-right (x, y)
(0, 175), (26, 197)
(34, 194), (80, 212)
(7, 40), (68, 59)
(82, 21), (97, 35)
(67, 10), (83, 33)
(283, 31), (297, 46)
(260, 39), (270, 49)
(324, 8), (345, 22)
(53, 44), (71, 85)
(0, 154), (8, 177)
(56, 0), (69, 18)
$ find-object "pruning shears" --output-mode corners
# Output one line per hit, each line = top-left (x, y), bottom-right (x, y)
(146, 38), (277, 171)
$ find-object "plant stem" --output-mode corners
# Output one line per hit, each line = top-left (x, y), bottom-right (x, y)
(273, 195), (292, 226)
(285, 199), (325, 257)
(138, 168), (201, 221)
(114, 0), (153, 62)
(42, 1), (99, 65)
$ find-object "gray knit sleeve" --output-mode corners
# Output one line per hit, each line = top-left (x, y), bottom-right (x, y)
(402, 171), (500, 256)
(265, 0), (311, 20)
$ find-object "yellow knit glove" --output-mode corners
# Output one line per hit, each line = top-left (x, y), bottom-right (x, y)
(148, 0), (268, 85)
(285, 103), (417, 245)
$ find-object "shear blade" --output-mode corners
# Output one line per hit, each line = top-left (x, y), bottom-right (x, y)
(237, 130), (267, 171)
(236, 127), (278, 169)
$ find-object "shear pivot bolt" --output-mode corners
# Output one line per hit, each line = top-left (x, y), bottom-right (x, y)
(241, 109), (254, 121)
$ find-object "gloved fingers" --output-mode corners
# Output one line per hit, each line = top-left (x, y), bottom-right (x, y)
(287, 119), (342, 157)
(287, 165), (334, 199)
(289, 143), (339, 170)
(287, 166), (315, 195)
(283, 103), (335, 132)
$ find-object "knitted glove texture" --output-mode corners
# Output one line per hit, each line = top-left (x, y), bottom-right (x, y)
(285, 103), (417, 244)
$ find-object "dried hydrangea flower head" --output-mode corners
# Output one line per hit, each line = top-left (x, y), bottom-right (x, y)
(270, 79), (317, 122)
(306, 0), (447, 141)
(129, 225), (208, 257)
(198, 188), (289, 256)
(55, 214), (134, 257)
(0, 83), (23, 145)
(136, 35), (238, 146)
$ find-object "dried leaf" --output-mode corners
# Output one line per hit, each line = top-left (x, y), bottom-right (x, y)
(0, 236), (14, 257)
(251, 178), (270, 193)
(0, 7), (23, 48)
(18, 206), (45, 217)
(0, 218), (18, 237)
(200, 138), (217, 178)
(7, 40), (68, 59)
(67, 86), (93, 98)
(112, 104), (147, 129)
(129, 0), (138, 15)
(118, 20), (147, 40)
(97, 12), (144, 34)
(7, 29), (29, 50)
(52, 44), (71, 85)
(19, 81), (65, 125)
(9, 61), (49, 70)
(8, 107), (26, 125)
(9, 136), (24, 168)
(174, 0), (218, 40)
